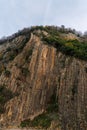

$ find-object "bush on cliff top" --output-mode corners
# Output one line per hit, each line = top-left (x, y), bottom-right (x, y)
(42, 35), (87, 61)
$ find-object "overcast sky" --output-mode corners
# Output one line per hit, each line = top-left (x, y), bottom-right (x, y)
(0, 0), (87, 37)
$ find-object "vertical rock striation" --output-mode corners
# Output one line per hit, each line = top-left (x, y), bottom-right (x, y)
(0, 30), (87, 130)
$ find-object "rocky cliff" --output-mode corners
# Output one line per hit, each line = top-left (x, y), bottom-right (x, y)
(0, 26), (87, 130)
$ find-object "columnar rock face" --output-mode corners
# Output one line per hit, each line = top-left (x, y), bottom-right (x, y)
(0, 28), (87, 130)
(57, 54), (87, 130)
(0, 34), (57, 127)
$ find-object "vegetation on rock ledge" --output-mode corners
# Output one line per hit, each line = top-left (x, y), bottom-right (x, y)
(20, 92), (59, 129)
(0, 85), (15, 113)
(0, 25), (87, 61)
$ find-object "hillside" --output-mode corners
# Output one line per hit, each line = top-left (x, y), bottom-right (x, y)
(0, 26), (87, 130)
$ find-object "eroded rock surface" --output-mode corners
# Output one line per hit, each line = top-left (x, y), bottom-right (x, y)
(0, 28), (87, 130)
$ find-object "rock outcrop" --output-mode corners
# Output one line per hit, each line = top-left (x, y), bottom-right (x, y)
(0, 26), (87, 130)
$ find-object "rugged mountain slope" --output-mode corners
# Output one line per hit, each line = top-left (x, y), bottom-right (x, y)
(0, 26), (87, 130)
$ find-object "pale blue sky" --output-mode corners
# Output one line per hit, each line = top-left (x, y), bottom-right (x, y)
(0, 0), (87, 37)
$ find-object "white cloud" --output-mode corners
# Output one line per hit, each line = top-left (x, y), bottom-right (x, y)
(0, 0), (87, 37)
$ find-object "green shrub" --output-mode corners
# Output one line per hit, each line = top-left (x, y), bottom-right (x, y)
(6, 47), (11, 52)
(42, 35), (87, 61)
(4, 70), (11, 77)
(0, 53), (3, 60)
(0, 64), (5, 75)
(0, 95), (5, 103)
(9, 53), (16, 60)
(25, 49), (33, 62)
(46, 93), (58, 113)
(20, 113), (52, 129)
(85, 67), (87, 73)
(22, 68), (30, 76)
(0, 85), (14, 114)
